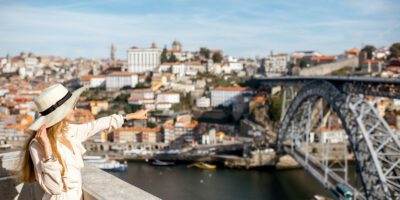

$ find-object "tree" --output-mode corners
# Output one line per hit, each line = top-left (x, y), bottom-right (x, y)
(389, 43), (400, 59)
(121, 85), (133, 90)
(125, 104), (142, 113)
(161, 47), (168, 63)
(200, 47), (210, 59)
(168, 53), (177, 63)
(361, 45), (376, 59)
(145, 76), (152, 83)
(299, 58), (307, 68)
(114, 93), (129, 103)
(268, 96), (282, 122)
(135, 83), (150, 89)
(147, 121), (157, 128)
(212, 52), (223, 63)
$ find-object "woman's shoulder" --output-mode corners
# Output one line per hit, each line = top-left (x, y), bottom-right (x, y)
(65, 123), (82, 141)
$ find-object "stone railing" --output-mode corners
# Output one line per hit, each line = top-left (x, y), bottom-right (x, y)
(0, 151), (160, 200)
(82, 166), (160, 200)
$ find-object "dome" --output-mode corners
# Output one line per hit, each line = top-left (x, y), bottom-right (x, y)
(172, 40), (181, 46)
(151, 41), (157, 48)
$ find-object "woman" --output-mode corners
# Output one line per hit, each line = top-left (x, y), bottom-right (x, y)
(18, 83), (148, 200)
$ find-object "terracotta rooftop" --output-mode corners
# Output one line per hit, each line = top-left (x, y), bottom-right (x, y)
(290, 55), (304, 59)
(116, 127), (160, 133)
(128, 97), (152, 101)
(161, 62), (181, 65)
(310, 55), (336, 61)
(384, 66), (400, 73)
(80, 75), (106, 81)
(184, 120), (198, 129)
(362, 59), (380, 63)
(253, 96), (265, 104)
(185, 61), (202, 65)
(129, 88), (153, 93)
(345, 48), (360, 54)
(212, 86), (250, 92)
(107, 72), (136, 76)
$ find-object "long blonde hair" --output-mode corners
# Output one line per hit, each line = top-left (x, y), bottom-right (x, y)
(18, 119), (68, 183)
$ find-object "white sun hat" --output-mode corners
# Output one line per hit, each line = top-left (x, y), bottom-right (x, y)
(28, 84), (88, 131)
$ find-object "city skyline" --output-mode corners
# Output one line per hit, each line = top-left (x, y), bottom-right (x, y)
(0, 0), (399, 59)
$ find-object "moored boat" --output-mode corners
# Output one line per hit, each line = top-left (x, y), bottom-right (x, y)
(83, 155), (128, 171)
(187, 162), (217, 170)
(151, 159), (175, 166)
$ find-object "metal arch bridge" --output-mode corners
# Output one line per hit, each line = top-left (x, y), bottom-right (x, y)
(247, 76), (400, 200)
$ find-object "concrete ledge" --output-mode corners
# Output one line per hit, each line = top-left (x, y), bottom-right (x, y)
(82, 166), (160, 200)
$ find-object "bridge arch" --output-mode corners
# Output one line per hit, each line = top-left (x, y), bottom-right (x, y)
(277, 80), (400, 199)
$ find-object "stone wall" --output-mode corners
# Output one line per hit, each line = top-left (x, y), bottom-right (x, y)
(299, 57), (358, 76)
(82, 166), (160, 200)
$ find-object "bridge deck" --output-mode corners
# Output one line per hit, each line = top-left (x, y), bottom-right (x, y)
(247, 76), (400, 98)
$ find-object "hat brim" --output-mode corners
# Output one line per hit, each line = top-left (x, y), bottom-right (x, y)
(28, 86), (88, 131)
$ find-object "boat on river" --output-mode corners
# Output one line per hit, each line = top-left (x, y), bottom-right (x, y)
(187, 162), (217, 170)
(83, 155), (128, 171)
(151, 159), (175, 166)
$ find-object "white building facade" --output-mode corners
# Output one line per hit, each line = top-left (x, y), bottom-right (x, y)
(127, 47), (162, 73)
(156, 93), (180, 104)
(317, 128), (347, 144)
(211, 87), (252, 107)
(264, 53), (289, 76)
(196, 97), (211, 108)
(80, 75), (106, 88)
(106, 72), (138, 90)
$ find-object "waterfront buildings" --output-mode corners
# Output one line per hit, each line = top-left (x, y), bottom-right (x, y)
(113, 127), (162, 143)
(163, 115), (198, 144)
(106, 72), (138, 90)
(314, 127), (347, 144)
(141, 127), (162, 143)
(210, 86), (252, 107)
(127, 44), (162, 73)
(114, 127), (141, 143)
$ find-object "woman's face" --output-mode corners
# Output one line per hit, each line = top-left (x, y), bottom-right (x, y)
(64, 107), (76, 122)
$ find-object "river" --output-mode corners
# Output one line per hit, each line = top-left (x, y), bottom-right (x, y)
(107, 161), (333, 200)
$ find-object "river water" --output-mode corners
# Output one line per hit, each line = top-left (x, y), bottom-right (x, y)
(107, 161), (333, 200)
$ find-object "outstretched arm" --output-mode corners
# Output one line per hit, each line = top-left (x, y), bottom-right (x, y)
(69, 109), (149, 142)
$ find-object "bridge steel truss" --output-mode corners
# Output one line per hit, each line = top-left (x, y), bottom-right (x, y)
(276, 80), (400, 199)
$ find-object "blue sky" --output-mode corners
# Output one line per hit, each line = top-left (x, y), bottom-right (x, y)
(0, 0), (399, 59)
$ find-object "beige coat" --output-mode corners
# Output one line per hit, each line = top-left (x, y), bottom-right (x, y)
(29, 114), (124, 200)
